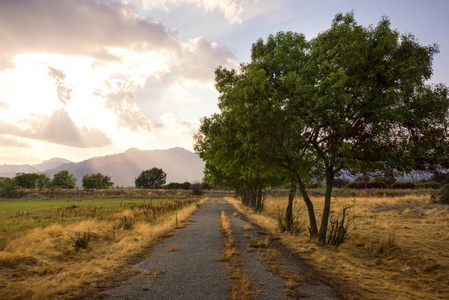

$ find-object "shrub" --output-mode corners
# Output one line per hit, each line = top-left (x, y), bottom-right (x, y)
(434, 184), (449, 204)
(276, 209), (301, 234)
(417, 181), (441, 189)
(327, 206), (353, 246)
(391, 182), (416, 189)
(71, 232), (91, 251)
(346, 181), (387, 189)
(191, 182), (203, 195)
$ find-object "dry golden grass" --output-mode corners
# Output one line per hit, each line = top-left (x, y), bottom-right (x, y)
(167, 243), (180, 252)
(0, 197), (207, 300)
(226, 194), (449, 300)
(220, 210), (255, 300)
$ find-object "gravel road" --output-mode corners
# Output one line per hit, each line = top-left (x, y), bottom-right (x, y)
(102, 198), (338, 300)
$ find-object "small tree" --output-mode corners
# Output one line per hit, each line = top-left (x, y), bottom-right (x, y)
(82, 173), (114, 189)
(51, 170), (77, 189)
(135, 168), (167, 189)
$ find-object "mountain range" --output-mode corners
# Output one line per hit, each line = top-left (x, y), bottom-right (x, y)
(0, 147), (205, 187)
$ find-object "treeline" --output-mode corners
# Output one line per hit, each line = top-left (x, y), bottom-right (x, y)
(327, 173), (446, 190)
(0, 167), (207, 198)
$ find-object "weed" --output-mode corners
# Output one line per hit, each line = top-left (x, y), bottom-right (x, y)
(71, 231), (91, 251)
(327, 206), (353, 246)
(117, 216), (134, 230)
(276, 208), (301, 234)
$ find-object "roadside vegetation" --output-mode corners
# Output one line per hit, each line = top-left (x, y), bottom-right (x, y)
(226, 190), (449, 300)
(0, 194), (206, 299)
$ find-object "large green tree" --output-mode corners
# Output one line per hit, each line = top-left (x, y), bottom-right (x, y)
(135, 168), (167, 189)
(196, 12), (449, 243)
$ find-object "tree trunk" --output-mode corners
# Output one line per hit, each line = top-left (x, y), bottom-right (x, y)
(294, 174), (318, 238)
(285, 181), (296, 232)
(318, 168), (335, 243)
(256, 183), (263, 212)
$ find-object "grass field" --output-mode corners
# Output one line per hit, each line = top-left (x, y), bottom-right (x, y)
(226, 191), (449, 300)
(0, 194), (206, 299)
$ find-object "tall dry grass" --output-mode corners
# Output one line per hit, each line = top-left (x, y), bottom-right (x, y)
(0, 197), (206, 299)
(226, 194), (449, 300)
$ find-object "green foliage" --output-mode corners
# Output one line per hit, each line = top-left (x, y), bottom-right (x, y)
(51, 171), (77, 189)
(195, 11), (449, 243)
(0, 177), (23, 198)
(82, 173), (114, 190)
(391, 182), (416, 189)
(14, 173), (40, 189)
(37, 174), (51, 189)
(135, 168), (166, 189)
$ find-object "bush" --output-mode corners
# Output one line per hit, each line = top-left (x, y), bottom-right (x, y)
(346, 181), (387, 189)
(391, 182), (416, 189)
(417, 181), (441, 189)
(433, 184), (449, 204)
(190, 182), (203, 195)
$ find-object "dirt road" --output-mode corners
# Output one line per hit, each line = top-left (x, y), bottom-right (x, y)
(102, 199), (338, 299)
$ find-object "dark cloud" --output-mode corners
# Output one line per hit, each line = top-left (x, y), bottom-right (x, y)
(48, 67), (72, 105)
(0, 135), (30, 148)
(0, 0), (180, 70)
(0, 109), (111, 148)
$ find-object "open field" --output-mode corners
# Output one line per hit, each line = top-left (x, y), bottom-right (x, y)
(0, 194), (206, 299)
(226, 191), (449, 300)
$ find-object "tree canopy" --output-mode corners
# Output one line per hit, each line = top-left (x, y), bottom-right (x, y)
(135, 168), (167, 189)
(51, 170), (77, 189)
(195, 12), (449, 243)
(82, 173), (114, 189)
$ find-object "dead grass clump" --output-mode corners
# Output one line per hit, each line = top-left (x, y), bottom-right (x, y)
(368, 232), (401, 256)
(167, 243), (180, 252)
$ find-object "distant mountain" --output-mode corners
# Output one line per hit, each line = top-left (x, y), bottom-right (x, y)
(0, 158), (71, 178)
(33, 158), (72, 172)
(44, 147), (205, 187)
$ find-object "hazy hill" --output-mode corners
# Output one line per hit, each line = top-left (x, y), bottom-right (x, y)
(33, 158), (72, 172)
(0, 158), (71, 178)
(44, 147), (205, 187)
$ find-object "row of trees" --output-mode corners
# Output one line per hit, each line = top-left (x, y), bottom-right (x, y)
(1, 167), (192, 193)
(194, 12), (449, 243)
(1, 171), (114, 190)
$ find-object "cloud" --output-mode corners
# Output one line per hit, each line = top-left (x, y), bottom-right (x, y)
(96, 80), (153, 132)
(0, 102), (10, 109)
(141, 0), (252, 24)
(174, 37), (238, 82)
(48, 67), (72, 105)
(0, 135), (30, 148)
(0, 0), (179, 70)
(0, 109), (111, 148)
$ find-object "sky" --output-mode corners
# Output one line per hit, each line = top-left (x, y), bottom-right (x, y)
(0, 0), (448, 165)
